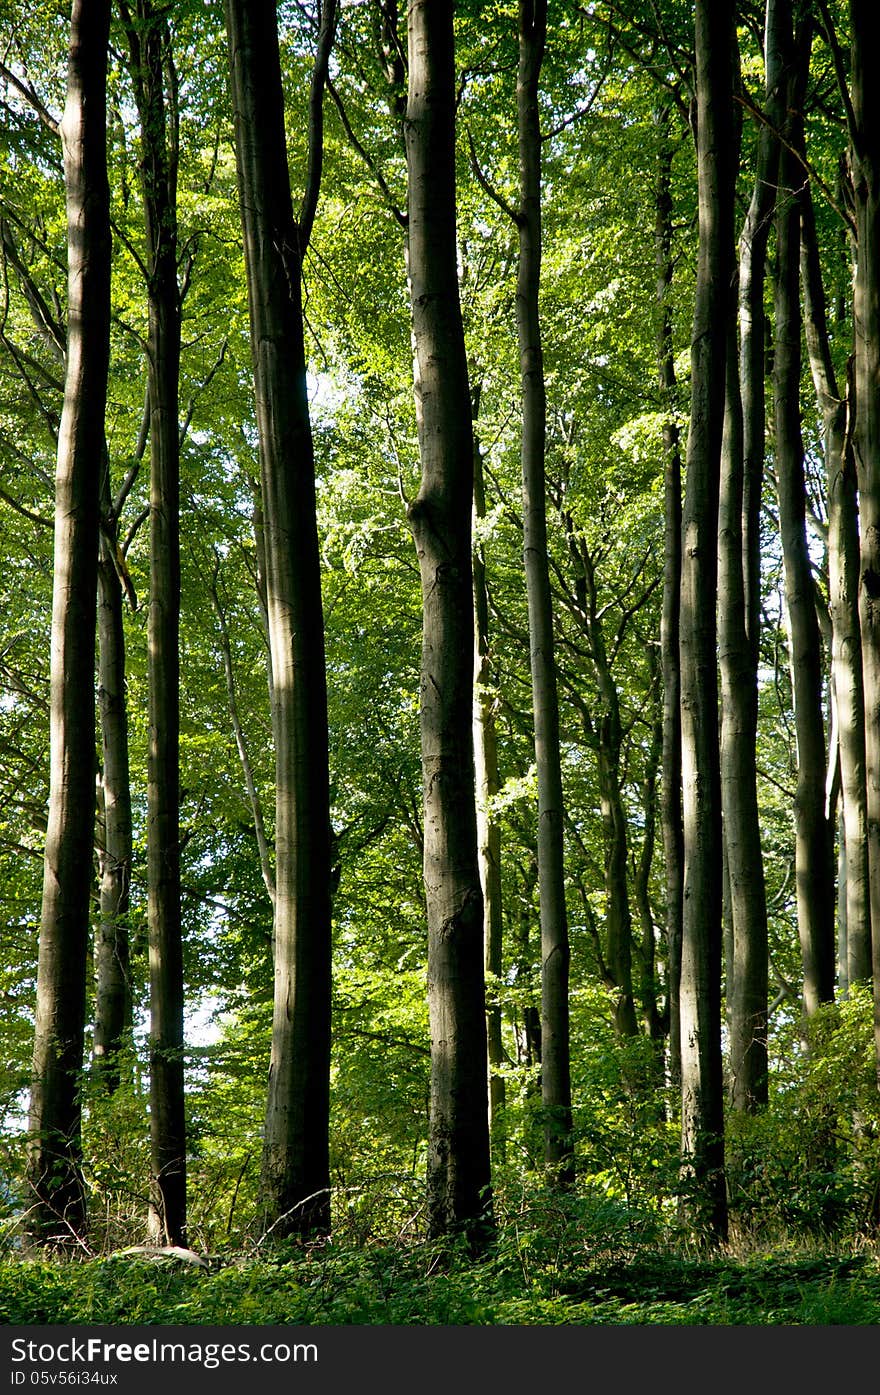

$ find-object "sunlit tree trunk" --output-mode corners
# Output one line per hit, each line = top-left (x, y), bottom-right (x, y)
(26, 0), (111, 1247)
(224, 0), (337, 1239)
(404, 0), (493, 1246)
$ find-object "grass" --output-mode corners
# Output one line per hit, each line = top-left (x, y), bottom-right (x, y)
(2, 1241), (880, 1325)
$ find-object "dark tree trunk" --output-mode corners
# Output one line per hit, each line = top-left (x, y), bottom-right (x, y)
(678, 0), (735, 1244)
(773, 18), (835, 1018)
(655, 105), (684, 1093)
(404, 0), (493, 1246)
(224, 0), (336, 1239)
(516, 0), (573, 1180)
(119, 0), (187, 1245)
(26, 0), (111, 1247)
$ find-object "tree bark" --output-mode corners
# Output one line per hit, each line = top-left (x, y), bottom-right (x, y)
(773, 18), (835, 1019)
(119, 0), (187, 1245)
(516, 0), (574, 1180)
(224, 0), (336, 1239)
(26, 0), (111, 1247)
(850, 0), (880, 1076)
(719, 0), (787, 1115)
(655, 104), (684, 1094)
(472, 396), (506, 1150)
(404, 0), (493, 1246)
(93, 497), (133, 1093)
(678, 0), (735, 1244)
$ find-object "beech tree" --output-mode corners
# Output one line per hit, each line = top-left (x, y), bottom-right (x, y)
(224, 0), (337, 1239)
(404, 0), (493, 1245)
(678, 0), (735, 1243)
(26, 0), (111, 1246)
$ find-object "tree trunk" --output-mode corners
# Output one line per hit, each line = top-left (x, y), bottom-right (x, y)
(773, 19), (835, 1019)
(801, 179), (871, 989)
(720, 0), (787, 1114)
(224, 0), (336, 1239)
(516, 0), (573, 1180)
(26, 0), (111, 1247)
(119, 0), (187, 1245)
(404, 0), (493, 1246)
(678, 0), (735, 1244)
(850, 0), (880, 1076)
(93, 501), (133, 1093)
(655, 107), (684, 1092)
(472, 395), (506, 1150)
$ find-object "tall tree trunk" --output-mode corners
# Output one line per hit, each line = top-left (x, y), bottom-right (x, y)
(801, 180), (871, 989)
(850, 0), (880, 1075)
(472, 394), (506, 1150)
(654, 107), (684, 1092)
(224, 0), (336, 1239)
(678, 0), (735, 1244)
(26, 0), (111, 1246)
(119, 0), (187, 1245)
(773, 18), (835, 1019)
(404, 0), (493, 1246)
(720, 0), (786, 1114)
(516, 0), (574, 1182)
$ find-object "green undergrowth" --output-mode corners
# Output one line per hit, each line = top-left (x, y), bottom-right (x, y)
(2, 1243), (880, 1326)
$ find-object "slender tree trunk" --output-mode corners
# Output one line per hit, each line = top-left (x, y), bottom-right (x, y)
(93, 507), (133, 1092)
(801, 180), (871, 988)
(404, 0), (493, 1246)
(654, 108), (684, 1092)
(774, 20), (835, 1018)
(224, 0), (336, 1239)
(720, 327), (769, 1111)
(472, 395), (506, 1149)
(850, 0), (880, 1076)
(720, 0), (786, 1114)
(26, 0), (111, 1246)
(678, 0), (735, 1244)
(516, 0), (573, 1182)
(119, 0), (187, 1244)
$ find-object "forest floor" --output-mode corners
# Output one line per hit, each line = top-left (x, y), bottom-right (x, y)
(2, 1243), (880, 1324)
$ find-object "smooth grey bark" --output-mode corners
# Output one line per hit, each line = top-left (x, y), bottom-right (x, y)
(849, 0), (880, 1075)
(801, 179), (871, 989)
(515, 0), (573, 1180)
(26, 0), (111, 1246)
(655, 105), (684, 1093)
(773, 19), (835, 1018)
(678, 0), (735, 1244)
(472, 395), (506, 1149)
(404, 0), (493, 1245)
(224, 0), (336, 1238)
(119, 0), (187, 1245)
